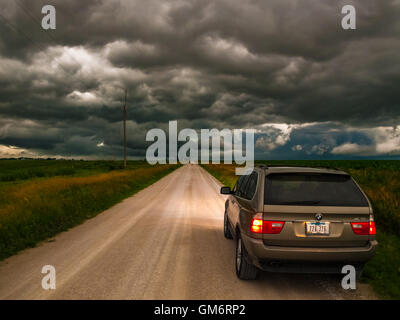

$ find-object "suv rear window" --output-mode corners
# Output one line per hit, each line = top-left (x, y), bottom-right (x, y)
(264, 173), (369, 207)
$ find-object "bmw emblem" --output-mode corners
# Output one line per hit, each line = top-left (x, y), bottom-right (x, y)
(315, 213), (323, 221)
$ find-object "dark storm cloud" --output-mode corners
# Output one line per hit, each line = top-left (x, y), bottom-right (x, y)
(0, 0), (400, 158)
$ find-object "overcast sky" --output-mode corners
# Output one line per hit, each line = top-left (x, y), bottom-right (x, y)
(1, 0), (400, 160)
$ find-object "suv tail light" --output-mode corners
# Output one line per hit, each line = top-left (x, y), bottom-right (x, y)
(250, 219), (285, 234)
(250, 219), (263, 233)
(264, 221), (285, 234)
(351, 221), (376, 235)
(369, 221), (376, 235)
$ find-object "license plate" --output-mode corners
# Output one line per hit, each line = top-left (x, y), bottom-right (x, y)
(306, 222), (330, 235)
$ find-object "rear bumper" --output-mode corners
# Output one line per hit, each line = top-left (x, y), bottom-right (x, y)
(241, 233), (377, 272)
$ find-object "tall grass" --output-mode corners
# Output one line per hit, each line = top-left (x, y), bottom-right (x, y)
(0, 164), (179, 260)
(0, 159), (150, 182)
(347, 169), (400, 236)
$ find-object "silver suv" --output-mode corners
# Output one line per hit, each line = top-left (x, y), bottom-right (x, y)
(220, 166), (378, 280)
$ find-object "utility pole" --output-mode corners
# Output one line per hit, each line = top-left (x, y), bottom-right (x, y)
(123, 89), (127, 168)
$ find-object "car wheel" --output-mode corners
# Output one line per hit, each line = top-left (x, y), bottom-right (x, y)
(235, 234), (258, 280)
(224, 211), (233, 239)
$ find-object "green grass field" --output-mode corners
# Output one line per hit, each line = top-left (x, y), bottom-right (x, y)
(202, 160), (400, 299)
(0, 159), (149, 182)
(0, 160), (179, 261)
(1, 159), (399, 298)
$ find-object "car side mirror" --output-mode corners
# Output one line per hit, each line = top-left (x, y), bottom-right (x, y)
(220, 186), (232, 195)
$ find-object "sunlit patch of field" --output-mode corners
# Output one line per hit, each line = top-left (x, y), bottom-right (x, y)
(0, 162), (179, 260)
(201, 161), (400, 299)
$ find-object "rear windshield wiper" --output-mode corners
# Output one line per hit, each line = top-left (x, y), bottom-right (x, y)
(280, 200), (321, 205)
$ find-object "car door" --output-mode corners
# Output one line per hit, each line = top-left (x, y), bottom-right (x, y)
(237, 172), (259, 231)
(229, 173), (253, 231)
(227, 175), (245, 231)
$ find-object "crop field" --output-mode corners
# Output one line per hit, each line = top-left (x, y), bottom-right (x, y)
(0, 159), (150, 182)
(0, 160), (179, 261)
(202, 160), (400, 299)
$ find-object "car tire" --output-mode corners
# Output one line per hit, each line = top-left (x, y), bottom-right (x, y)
(235, 234), (258, 280)
(224, 211), (233, 239)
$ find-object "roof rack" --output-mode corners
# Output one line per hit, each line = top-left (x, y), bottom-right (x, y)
(255, 164), (340, 171)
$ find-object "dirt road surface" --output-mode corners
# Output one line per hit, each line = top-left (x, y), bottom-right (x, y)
(0, 165), (377, 299)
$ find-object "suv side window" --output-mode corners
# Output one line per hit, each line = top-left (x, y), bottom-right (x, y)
(244, 172), (258, 200)
(234, 175), (245, 196)
(238, 174), (251, 198)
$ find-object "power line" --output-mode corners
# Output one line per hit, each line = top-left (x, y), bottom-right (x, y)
(15, 0), (57, 43)
(0, 11), (48, 53)
(15, 1), (45, 29)
(13, 0), (82, 67)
